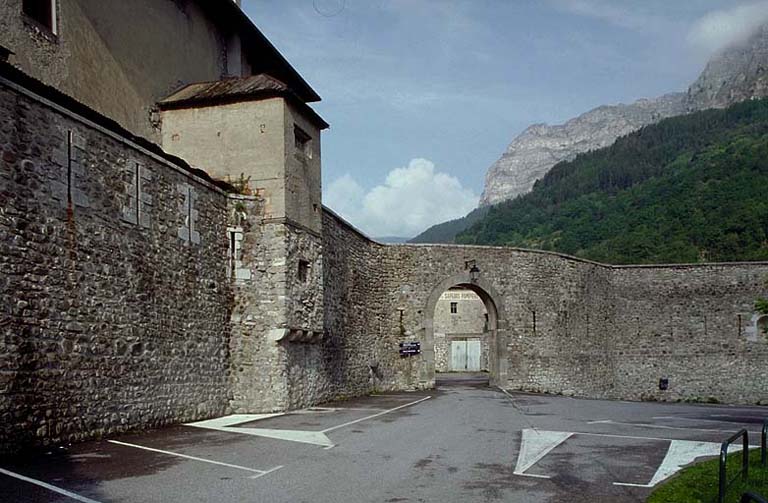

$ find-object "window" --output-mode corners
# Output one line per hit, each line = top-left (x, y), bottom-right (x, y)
(298, 259), (310, 283)
(294, 125), (312, 159)
(450, 302), (458, 314)
(23, 0), (57, 34)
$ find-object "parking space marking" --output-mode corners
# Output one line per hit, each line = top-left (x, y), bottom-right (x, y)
(587, 419), (762, 436)
(514, 429), (757, 488)
(613, 440), (723, 488)
(321, 396), (432, 434)
(186, 413), (284, 429)
(184, 396), (432, 448)
(0, 467), (104, 503)
(107, 440), (282, 477)
(513, 429), (572, 477)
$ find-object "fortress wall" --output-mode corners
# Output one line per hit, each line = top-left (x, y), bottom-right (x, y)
(321, 209), (392, 395)
(376, 245), (617, 394)
(609, 264), (768, 404)
(0, 71), (232, 453)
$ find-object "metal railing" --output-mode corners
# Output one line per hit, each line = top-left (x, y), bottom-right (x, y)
(720, 429), (750, 503)
(762, 419), (767, 468)
(741, 492), (768, 503)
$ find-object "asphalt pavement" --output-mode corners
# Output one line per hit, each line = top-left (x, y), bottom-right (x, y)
(1, 373), (766, 502)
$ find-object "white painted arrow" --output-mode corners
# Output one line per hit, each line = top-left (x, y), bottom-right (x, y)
(185, 414), (334, 447)
(226, 428), (333, 447)
(614, 440), (728, 488)
(514, 429), (573, 477)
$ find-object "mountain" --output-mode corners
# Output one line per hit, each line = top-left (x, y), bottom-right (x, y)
(478, 93), (688, 207)
(408, 207), (488, 244)
(376, 236), (411, 243)
(456, 98), (768, 264)
(410, 23), (768, 244)
(687, 24), (768, 111)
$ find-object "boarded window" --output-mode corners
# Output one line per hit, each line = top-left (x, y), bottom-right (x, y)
(23, 0), (56, 34)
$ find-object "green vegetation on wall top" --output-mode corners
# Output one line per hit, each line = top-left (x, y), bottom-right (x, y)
(457, 99), (768, 264)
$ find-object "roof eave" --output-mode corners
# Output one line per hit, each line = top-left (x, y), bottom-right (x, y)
(195, 0), (321, 103)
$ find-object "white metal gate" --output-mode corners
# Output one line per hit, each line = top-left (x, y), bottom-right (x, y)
(450, 340), (481, 371)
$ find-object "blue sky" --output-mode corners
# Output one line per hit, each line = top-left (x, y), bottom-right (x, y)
(244, 0), (768, 237)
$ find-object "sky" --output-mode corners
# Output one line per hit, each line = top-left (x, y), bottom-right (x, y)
(244, 0), (768, 238)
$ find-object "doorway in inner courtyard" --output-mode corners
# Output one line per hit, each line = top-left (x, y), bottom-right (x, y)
(422, 271), (508, 387)
(433, 288), (488, 372)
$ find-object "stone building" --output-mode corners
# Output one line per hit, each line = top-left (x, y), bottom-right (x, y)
(1, 0), (768, 455)
(433, 289), (489, 372)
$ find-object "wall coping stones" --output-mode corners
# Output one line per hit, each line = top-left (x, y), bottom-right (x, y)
(0, 63), (232, 194)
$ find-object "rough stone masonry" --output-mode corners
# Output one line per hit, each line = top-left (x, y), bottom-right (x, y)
(1, 62), (768, 455)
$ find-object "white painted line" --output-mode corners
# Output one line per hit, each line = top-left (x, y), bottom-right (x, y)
(514, 429), (573, 475)
(590, 419), (762, 436)
(248, 465), (284, 480)
(653, 416), (758, 426)
(577, 430), (760, 446)
(513, 472), (552, 479)
(613, 482), (653, 488)
(220, 428), (333, 447)
(0, 467), (104, 503)
(185, 413), (284, 429)
(107, 440), (272, 475)
(321, 396), (432, 433)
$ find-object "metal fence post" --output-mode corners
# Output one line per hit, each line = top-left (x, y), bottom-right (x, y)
(762, 419), (767, 468)
(741, 493), (768, 503)
(720, 429), (750, 503)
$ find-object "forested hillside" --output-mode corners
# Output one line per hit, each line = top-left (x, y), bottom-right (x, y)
(456, 99), (768, 264)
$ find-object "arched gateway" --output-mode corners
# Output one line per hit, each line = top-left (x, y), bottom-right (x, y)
(422, 272), (509, 386)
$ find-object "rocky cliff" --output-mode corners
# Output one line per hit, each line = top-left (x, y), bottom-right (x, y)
(687, 24), (768, 111)
(478, 23), (768, 208)
(479, 93), (687, 206)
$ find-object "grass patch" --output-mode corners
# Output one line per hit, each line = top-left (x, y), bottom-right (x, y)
(648, 448), (768, 503)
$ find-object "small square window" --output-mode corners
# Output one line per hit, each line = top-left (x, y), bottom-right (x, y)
(450, 302), (458, 314)
(23, 0), (57, 34)
(294, 125), (312, 159)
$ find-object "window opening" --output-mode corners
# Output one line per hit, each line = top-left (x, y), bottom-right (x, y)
(294, 125), (312, 159)
(298, 260), (310, 283)
(23, 0), (56, 34)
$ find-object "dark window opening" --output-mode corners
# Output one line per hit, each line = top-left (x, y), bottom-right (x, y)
(294, 125), (312, 159)
(298, 259), (310, 283)
(23, 0), (56, 34)
(450, 302), (458, 314)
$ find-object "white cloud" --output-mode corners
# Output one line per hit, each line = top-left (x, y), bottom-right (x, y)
(324, 159), (478, 238)
(688, 1), (768, 55)
(547, 0), (671, 32)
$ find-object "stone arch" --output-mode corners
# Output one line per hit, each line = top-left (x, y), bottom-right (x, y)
(422, 272), (508, 386)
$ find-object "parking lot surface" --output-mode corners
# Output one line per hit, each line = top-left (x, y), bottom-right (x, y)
(2, 374), (766, 502)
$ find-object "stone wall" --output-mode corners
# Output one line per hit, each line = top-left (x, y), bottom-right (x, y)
(609, 264), (768, 404)
(0, 68), (232, 452)
(321, 209), (392, 395)
(373, 243), (768, 404)
(377, 245), (617, 394)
